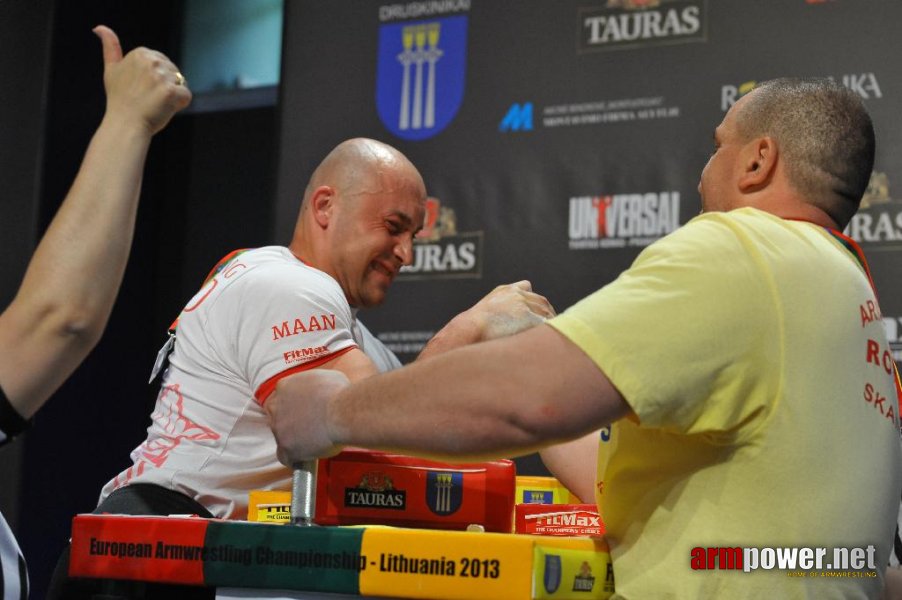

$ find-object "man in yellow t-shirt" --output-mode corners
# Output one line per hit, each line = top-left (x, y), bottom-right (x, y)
(549, 207), (900, 597)
(266, 78), (902, 598)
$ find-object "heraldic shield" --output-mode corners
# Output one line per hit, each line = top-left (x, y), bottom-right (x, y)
(544, 554), (562, 594)
(376, 15), (468, 141)
(425, 471), (463, 516)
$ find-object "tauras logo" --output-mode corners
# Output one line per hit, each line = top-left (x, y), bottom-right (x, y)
(846, 171), (902, 246)
(568, 191), (681, 249)
(399, 197), (482, 279)
(345, 489), (406, 509)
(345, 471), (407, 510)
(579, 0), (707, 51)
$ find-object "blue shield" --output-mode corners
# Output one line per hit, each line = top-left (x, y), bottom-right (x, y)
(426, 471), (463, 516)
(376, 16), (468, 141)
(522, 490), (554, 504)
(544, 555), (562, 594)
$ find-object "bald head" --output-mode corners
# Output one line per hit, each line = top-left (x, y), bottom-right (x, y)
(735, 78), (875, 228)
(302, 138), (425, 213)
(290, 138), (427, 308)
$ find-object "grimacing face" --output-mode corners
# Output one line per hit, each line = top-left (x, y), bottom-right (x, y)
(328, 167), (426, 308)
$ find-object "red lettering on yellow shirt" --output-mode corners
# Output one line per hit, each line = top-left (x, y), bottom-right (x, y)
(860, 300), (882, 327)
(866, 339), (895, 375)
(864, 382), (899, 426)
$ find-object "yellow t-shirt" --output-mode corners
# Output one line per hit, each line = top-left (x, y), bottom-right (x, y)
(549, 208), (902, 599)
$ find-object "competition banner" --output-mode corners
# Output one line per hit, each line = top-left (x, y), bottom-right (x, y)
(68, 515), (613, 598)
(70, 515), (209, 585)
(275, 0), (902, 368)
(359, 526), (611, 599)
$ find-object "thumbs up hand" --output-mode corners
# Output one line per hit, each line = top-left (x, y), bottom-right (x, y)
(93, 25), (192, 136)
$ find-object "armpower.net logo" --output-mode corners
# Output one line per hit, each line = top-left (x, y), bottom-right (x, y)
(691, 545), (878, 578)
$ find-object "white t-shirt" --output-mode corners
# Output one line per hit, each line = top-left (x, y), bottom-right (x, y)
(100, 247), (399, 519)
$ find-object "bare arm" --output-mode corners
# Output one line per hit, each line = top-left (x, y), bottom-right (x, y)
(267, 323), (630, 464)
(0, 26), (191, 417)
(417, 280), (555, 359)
(261, 345), (381, 411)
(322, 348), (380, 382)
(539, 431), (600, 503)
(270, 280), (554, 404)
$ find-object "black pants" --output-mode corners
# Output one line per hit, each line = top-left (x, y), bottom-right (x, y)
(46, 484), (216, 600)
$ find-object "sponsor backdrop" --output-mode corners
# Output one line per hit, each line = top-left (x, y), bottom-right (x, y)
(276, 1), (902, 378)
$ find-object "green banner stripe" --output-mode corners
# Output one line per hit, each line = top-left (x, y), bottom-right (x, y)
(202, 521), (365, 593)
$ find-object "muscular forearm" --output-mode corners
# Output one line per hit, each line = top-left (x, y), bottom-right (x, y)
(416, 281), (555, 361)
(325, 325), (627, 462)
(416, 311), (481, 361)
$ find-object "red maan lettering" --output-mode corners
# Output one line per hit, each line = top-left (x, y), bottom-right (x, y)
(271, 314), (337, 340)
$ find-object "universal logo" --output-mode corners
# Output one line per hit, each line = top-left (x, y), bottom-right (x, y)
(578, 0), (708, 53)
(569, 191), (682, 250)
(398, 197), (483, 280)
(846, 171), (902, 250)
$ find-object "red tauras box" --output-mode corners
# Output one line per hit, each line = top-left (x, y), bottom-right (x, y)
(515, 503), (605, 537)
(314, 449), (515, 532)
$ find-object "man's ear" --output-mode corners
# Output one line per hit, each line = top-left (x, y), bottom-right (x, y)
(738, 136), (777, 192)
(310, 186), (335, 228)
